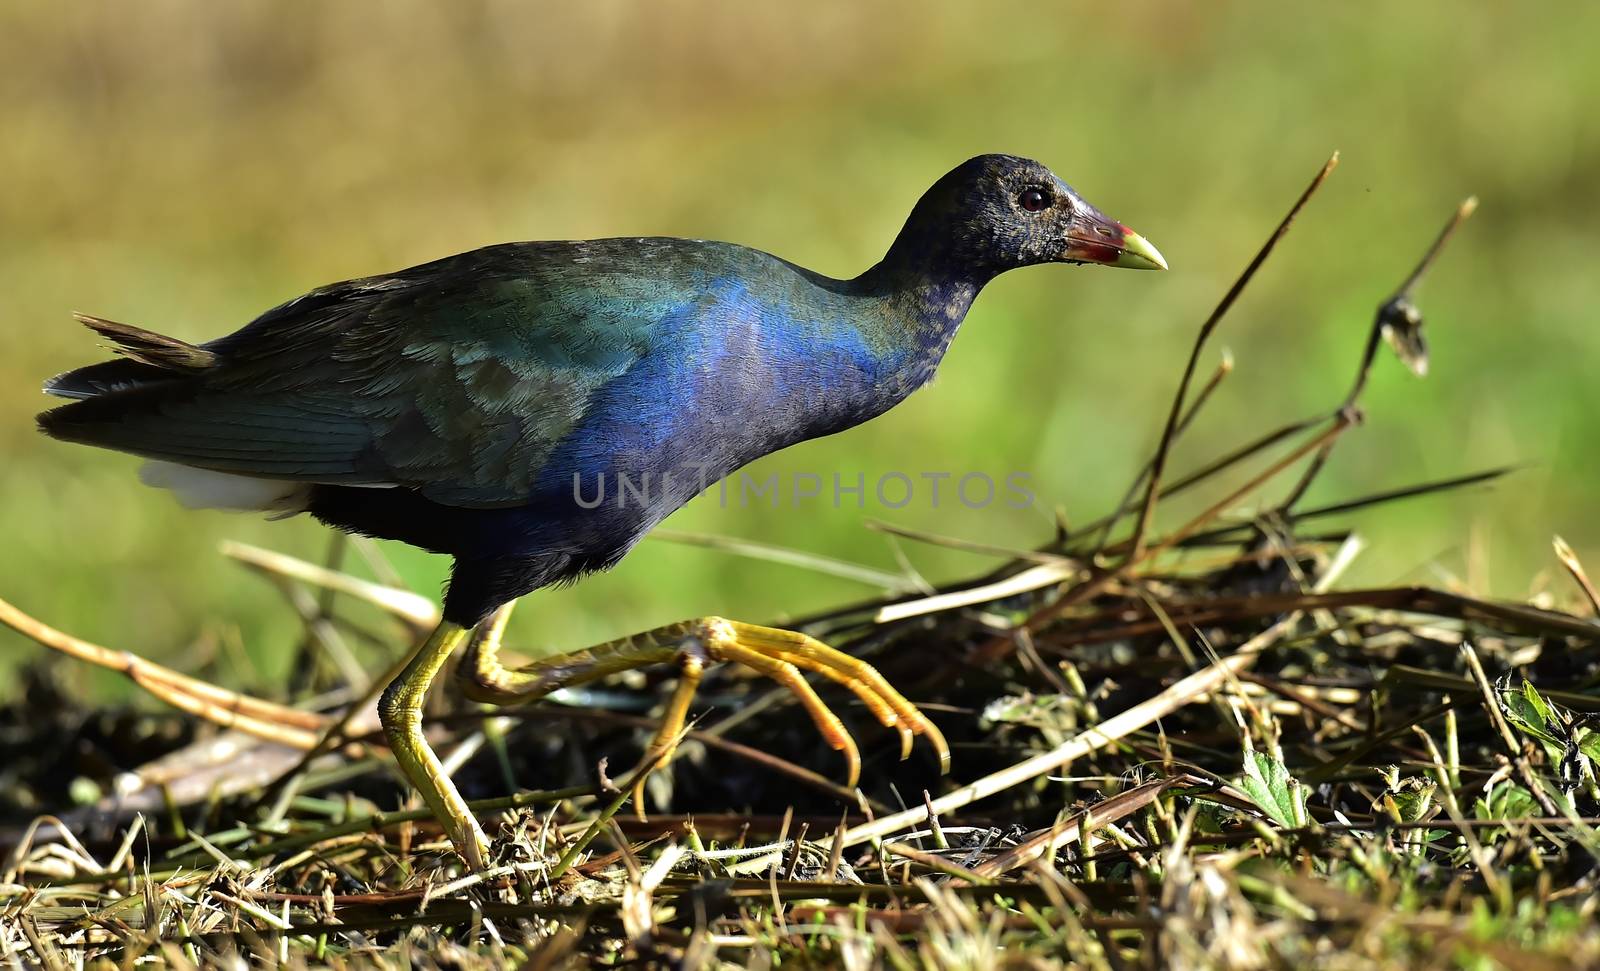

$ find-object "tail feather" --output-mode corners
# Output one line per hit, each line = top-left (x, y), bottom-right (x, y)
(44, 313), (217, 399)
(74, 313), (217, 372)
(44, 357), (177, 399)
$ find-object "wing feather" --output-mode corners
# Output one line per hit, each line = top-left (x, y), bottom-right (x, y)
(39, 241), (678, 506)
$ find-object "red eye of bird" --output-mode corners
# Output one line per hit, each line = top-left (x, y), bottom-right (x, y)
(1018, 187), (1051, 213)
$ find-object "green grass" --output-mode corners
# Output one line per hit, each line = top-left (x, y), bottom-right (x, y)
(6, 98), (1600, 958)
(6, 409), (1600, 967)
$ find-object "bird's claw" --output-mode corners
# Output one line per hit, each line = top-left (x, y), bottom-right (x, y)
(629, 617), (948, 816)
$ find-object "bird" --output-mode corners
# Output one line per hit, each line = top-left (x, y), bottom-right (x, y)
(37, 154), (1165, 870)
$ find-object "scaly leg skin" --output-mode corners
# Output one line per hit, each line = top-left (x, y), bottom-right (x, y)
(626, 649), (705, 816)
(457, 613), (950, 816)
(377, 620), (490, 870)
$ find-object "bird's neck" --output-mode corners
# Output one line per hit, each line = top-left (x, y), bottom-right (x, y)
(850, 238), (992, 366)
(849, 180), (1009, 339)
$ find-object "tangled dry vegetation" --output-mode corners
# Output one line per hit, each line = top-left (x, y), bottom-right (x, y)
(5, 156), (1600, 969)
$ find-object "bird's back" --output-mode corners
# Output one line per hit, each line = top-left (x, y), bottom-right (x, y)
(40, 236), (923, 560)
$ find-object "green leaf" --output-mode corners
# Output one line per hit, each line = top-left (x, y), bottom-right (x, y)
(1239, 750), (1307, 829)
(1577, 727), (1600, 764)
(1522, 679), (1558, 726)
(1473, 782), (1538, 825)
(1386, 780), (1436, 823)
(1501, 690), (1562, 746)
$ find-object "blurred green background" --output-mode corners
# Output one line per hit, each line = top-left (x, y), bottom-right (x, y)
(3, 2), (1597, 698)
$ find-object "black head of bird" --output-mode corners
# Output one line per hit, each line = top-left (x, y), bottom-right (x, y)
(882, 153), (1166, 281)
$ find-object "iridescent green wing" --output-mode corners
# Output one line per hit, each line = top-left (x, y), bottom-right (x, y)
(44, 242), (677, 507)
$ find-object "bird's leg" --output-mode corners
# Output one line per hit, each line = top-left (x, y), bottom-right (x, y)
(377, 620), (489, 870)
(457, 615), (948, 807)
(629, 646), (706, 812)
(465, 601), (520, 681)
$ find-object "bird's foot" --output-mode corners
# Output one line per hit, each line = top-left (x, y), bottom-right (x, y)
(457, 609), (948, 817)
(629, 617), (950, 811)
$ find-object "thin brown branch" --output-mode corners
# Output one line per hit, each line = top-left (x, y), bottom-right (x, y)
(1129, 152), (1340, 561)
(976, 413), (1352, 662)
(1277, 196), (1478, 511)
(1090, 351), (1235, 550)
(1553, 535), (1600, 617)
(0, 595), (328, 744)
(1460, 640), (1561, 817)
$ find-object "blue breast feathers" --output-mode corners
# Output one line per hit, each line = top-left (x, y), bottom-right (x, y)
(534, 275), (910, 509)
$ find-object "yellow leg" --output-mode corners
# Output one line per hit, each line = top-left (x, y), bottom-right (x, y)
(377, 620), (489, 870)
(457, 613), (949, 809)
(631, 649), (705, 814)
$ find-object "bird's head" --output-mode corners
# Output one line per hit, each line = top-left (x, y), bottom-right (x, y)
(895, 154), (1166, 280)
